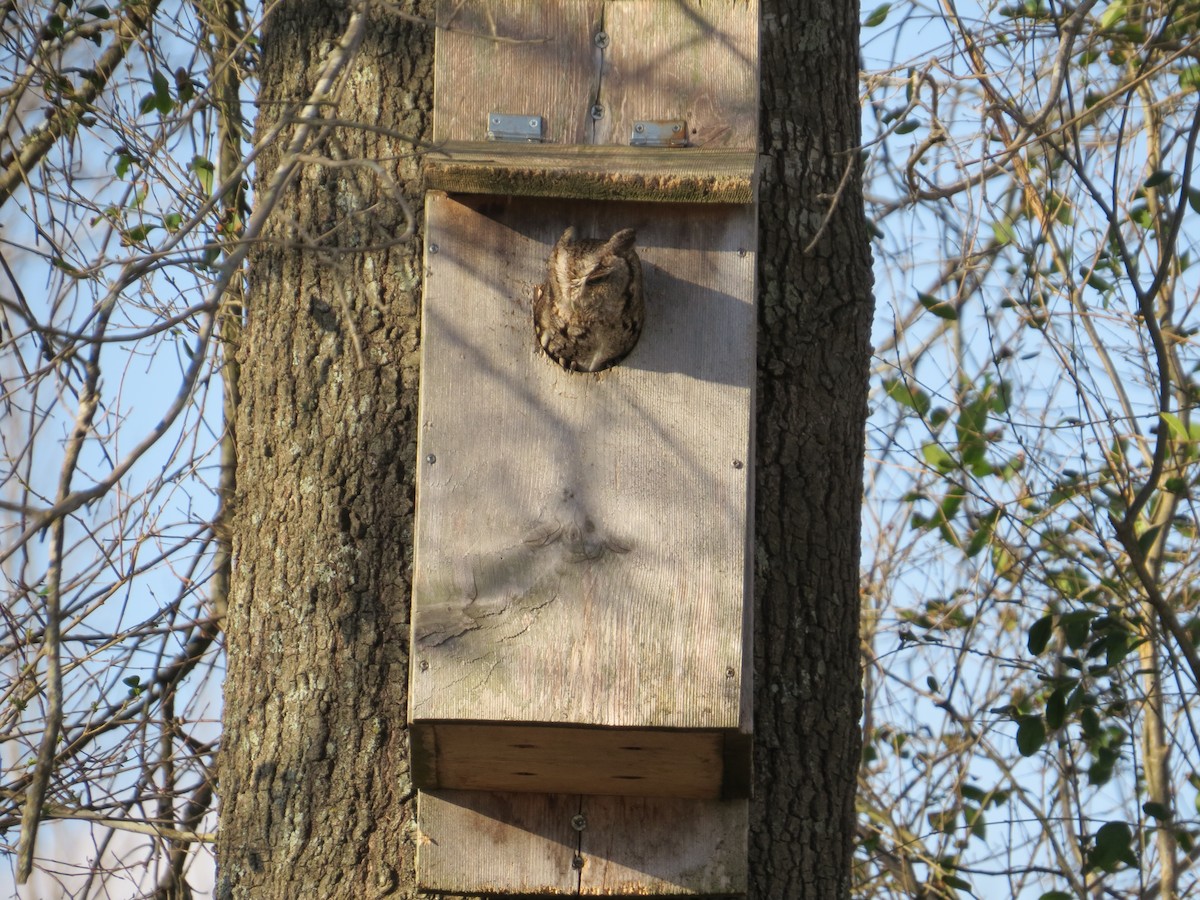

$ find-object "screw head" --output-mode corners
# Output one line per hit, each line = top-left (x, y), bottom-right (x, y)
(732, 459), (744, 470)
(593, 31), (609, 48)
(571, 814), (587, 831)
(591, 104), (604, 120)
(426, 454), (436, 464)
(429, 243), (439, 254)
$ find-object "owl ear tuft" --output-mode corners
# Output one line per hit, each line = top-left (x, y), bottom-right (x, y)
(604, 228), (637, 255)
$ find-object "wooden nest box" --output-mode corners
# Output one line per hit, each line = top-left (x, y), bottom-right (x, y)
(409, 1), (758, 894)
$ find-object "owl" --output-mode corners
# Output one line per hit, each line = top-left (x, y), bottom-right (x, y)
(533, 226), (645, 373)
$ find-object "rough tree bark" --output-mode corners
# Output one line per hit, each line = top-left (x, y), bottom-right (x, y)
(217, 0), (870, 897)
(215, 2), (432, 895)
(751, 0), (871, 896)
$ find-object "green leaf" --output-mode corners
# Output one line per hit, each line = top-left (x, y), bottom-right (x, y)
(1161, 411), (1189, 439)
(922, 442), (956, 472)
(1143, 801), (1171, 821)
(1089, 746), (1118, 786)
(1181, 65), (1200, 92)
(1016, 715), (1046, 756)
(1091, 820), (1137, 871)
(1137, 523), (1163, 555)
(1144, 169), (1173, 188)
(885, 378), (931, 415)
(1081, 269), (1115, 293)
(928, 808), (957, 833)
(1187, 188), (1200, 214)
(174, 67), (196, 104)
(1045, 688), (1066, 730)
(965, 508), (998, 558)
(1039, 892), (1073, 900)
(163, 211), (183, 231)
(1099, 0), (1126, 29)
(121, 224), (157, 244)
(939, 485), (965, 521)
(960, 784), (986, 802)
(1060, 610), (1092, 649)
(51, 257), (82, 277)
(895, 118), (920, 135)
(863, 3), (890, 26)
(1027, 614), (1054, 655)
(927, 675), (939, 693)
(190, 155), (215, 195)
(992, 218), (1017, 246)
(918, 291), (958, 320)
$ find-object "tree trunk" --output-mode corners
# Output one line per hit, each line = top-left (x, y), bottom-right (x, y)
(750, 0), (872, 896)
(218, 0), (870, 896)
(215, 1), (432, 895)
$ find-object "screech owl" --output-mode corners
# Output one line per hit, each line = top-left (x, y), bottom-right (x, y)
(533, 226), (645, 373)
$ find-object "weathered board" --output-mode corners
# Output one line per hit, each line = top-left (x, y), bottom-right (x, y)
(417, 789), (748, 895)
(410, 191), (755, 777)
(413, 1), (759, 891)
(413, 722), (752, 800)
(425, 143), (759, 204)
(433, 0), (758, 149)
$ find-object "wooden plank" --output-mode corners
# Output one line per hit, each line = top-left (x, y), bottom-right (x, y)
(417, 790), (580, 893)
(597, 1), (759, 149)
(580, 795), (748, 895)
(410, 191), (755, 734)
(434, 1), (758, 148)
(413, 723), (726, 799)
(425, 143), (758, 203)
(434, 1), (602, 144)
(417, 789), (748, 896)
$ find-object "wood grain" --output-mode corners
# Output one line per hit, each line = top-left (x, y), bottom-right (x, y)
(434, 1), (602, 144)
(410, 191), (755, 737)
(425, 143), (758, 203)
(413, 723), (726, 799)
(417, 789), (748, 895)
(434, 0), (758, 148)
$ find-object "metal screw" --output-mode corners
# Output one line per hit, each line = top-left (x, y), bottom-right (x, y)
(672, 123), (682, 133)
(571, 854), (585, 870)
(594, 31), (609, 48)
(732, 459), (744, 469)
(419, 660), (429, 671)
(429, 243), (439, 254)
(529, 118), (540, 128)
(726, 666), (736, 678)
(634, 123), (645, 134)
(426, 454), (436, 464)
(738, 248), (748, 258)
(591, 104), (604, 120)
(571, 814), (587, 831)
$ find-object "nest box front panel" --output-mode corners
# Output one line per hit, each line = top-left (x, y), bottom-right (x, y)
(410, 192), (755, 733)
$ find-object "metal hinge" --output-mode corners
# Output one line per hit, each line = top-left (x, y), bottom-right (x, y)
(630, 119), (689, 148)
(486, 113), (545, 142)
